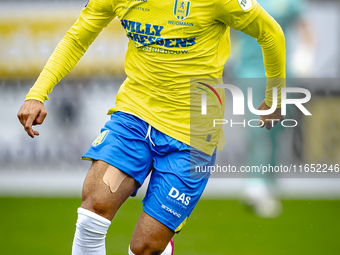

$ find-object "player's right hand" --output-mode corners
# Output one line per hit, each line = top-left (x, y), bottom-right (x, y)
(17, 100), (47, 138)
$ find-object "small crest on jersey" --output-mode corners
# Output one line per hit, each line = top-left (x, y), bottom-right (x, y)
(92, 130), (109, 147)
(238, 0), (253, 11)
(174, 0), (191, 21)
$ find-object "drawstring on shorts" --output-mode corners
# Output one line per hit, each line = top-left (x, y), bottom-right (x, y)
(145, 124), (155, 146)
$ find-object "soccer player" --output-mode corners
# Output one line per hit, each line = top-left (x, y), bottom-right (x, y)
(17, 0), (286, 254)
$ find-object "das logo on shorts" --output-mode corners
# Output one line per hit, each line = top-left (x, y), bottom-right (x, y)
(92, 130), (109, 146)
(174, 0), (191, 21)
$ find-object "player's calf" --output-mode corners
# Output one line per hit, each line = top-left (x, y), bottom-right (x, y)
(129, 239), (173, 255)
(129, 211), (174, 255)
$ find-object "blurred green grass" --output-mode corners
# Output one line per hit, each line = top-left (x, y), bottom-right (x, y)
(0, 197), (339, 255)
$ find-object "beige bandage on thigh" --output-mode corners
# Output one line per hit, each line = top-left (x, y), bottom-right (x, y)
(102, 165), (128, 193)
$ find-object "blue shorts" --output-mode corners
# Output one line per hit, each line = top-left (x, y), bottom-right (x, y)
(82, 111), (216, 232)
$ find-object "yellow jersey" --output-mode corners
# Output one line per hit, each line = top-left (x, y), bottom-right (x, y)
(26, 0), (285, 155)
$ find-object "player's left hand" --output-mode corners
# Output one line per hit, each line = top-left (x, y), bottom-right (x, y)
(257, 100), (285, 130)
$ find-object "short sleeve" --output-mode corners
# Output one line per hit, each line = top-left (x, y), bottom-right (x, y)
(79, 0), (116, 33)
(215, 0), (261, 31)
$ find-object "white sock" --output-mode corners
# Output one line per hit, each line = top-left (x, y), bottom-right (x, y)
(72, 207), (111, 255)
(128, 246), (134, 255)
(128, 239), (173, 255)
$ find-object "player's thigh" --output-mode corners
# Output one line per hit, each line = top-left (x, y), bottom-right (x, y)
(142, 147), (216, 233)
(130, 211), (174, 255)
(81, 160), (139, 221)
(80, 112), (155, 220)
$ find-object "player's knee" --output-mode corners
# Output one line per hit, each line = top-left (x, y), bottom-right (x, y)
(129, 240), (165, 255)
(81, 195), (114, 220)
(81, 183), (115, 220)
(90, 200), (111, 217)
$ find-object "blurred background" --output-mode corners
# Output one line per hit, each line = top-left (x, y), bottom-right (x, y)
(1, 0), (340, 254)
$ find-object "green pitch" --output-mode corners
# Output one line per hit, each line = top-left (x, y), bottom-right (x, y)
(0, 197), (339, 255)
